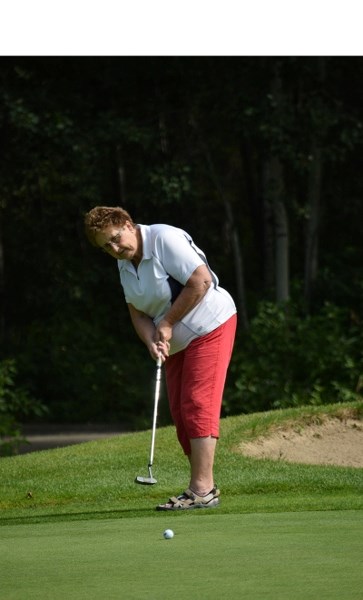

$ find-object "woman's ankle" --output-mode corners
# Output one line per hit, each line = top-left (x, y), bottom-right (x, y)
(189, 484), (215, 497)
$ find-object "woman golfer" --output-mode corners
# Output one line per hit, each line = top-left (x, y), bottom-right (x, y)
(84, 206), (237, 510)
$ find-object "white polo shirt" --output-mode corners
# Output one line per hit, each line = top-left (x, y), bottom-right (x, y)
(117, 224), (236, 354)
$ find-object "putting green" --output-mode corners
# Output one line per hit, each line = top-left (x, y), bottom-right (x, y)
(1, 510), (362, 599)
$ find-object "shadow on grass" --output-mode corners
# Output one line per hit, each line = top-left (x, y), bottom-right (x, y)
(0, 506), (158, 527)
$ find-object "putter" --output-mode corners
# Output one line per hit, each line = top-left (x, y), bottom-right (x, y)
(135, 356), (163, 485)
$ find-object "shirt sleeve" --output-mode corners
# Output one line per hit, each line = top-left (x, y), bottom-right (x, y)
(154, 228), (206, 285)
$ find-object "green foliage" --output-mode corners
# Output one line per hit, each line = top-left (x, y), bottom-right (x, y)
(149, 162), (191, 204)
(15, 311), (167, 428)
(225, 302), (363, 415)
(0, 359), (47, 456)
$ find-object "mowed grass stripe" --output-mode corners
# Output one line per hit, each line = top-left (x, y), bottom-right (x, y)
(1, 511), (362, 600)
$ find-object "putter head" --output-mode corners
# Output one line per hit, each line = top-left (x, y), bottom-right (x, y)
(135, 465), (157, 485)
(135, 475), (157, 485)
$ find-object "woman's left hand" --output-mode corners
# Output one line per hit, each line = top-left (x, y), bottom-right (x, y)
(155, 319), (173, 345)
(154, 320), (172, 361)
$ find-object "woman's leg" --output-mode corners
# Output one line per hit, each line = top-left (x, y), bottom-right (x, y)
(158, 315), (237, 509)
(183, 315), (237, 494)
(189, 436), (217, 495)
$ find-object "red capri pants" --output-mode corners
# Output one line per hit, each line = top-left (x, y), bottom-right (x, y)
(164, 314), (237, 455)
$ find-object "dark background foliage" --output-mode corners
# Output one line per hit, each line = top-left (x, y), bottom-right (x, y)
(0, 56), (362, 441)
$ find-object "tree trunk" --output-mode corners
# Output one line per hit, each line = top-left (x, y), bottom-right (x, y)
(240, 135), (264, 282)
(304, 143), (323, 309)
(274, 196), (290, 303)
(262, 163), (275, 293)
(303, 58), (325, 310)
(265, 157), (289, 303)
(224, 197), (249, 330)
(266, 61), (290, 304)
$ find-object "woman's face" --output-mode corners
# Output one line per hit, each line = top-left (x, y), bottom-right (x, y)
(95, 221), (142, 262)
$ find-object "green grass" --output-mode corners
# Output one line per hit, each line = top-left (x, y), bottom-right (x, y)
(1, 400), (362, 524)
(1, 401), (362, 599)
(1, 511), (362, 599)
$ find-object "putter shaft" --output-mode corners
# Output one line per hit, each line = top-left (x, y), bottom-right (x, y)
(135, 357), (162, 485)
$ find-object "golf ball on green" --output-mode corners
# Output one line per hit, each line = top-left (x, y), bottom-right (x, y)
(163, 529), (174, 539)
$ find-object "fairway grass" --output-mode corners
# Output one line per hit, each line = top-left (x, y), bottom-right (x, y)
(1, 511), (362, 599)
(1, 402), (362, 599)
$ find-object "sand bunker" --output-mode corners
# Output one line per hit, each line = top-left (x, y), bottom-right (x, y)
(239, 417), (363, 468)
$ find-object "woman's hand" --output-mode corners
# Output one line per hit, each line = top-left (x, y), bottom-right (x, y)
(150, 319), (172, 362)
(149, 339), (170, 363)
(155, 319), (173, 344)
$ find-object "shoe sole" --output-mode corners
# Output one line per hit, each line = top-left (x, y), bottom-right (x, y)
(156, 498), (220, 511)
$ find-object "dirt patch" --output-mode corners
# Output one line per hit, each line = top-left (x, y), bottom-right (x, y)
(239, 416), (363, 468)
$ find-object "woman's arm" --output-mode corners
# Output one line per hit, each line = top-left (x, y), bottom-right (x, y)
(156, 264), (212, 344)
(127, 304), (169, 361)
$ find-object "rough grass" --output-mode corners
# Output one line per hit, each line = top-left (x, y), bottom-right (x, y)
(1, 401), (362, 525)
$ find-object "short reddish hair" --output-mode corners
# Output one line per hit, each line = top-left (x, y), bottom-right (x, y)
(84, 206), (135, 246)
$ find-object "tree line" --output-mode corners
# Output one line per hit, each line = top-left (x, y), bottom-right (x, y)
(0, 56), (362, 452)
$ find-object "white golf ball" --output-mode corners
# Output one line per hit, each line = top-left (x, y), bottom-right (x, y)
(163, 528), (174, 539)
